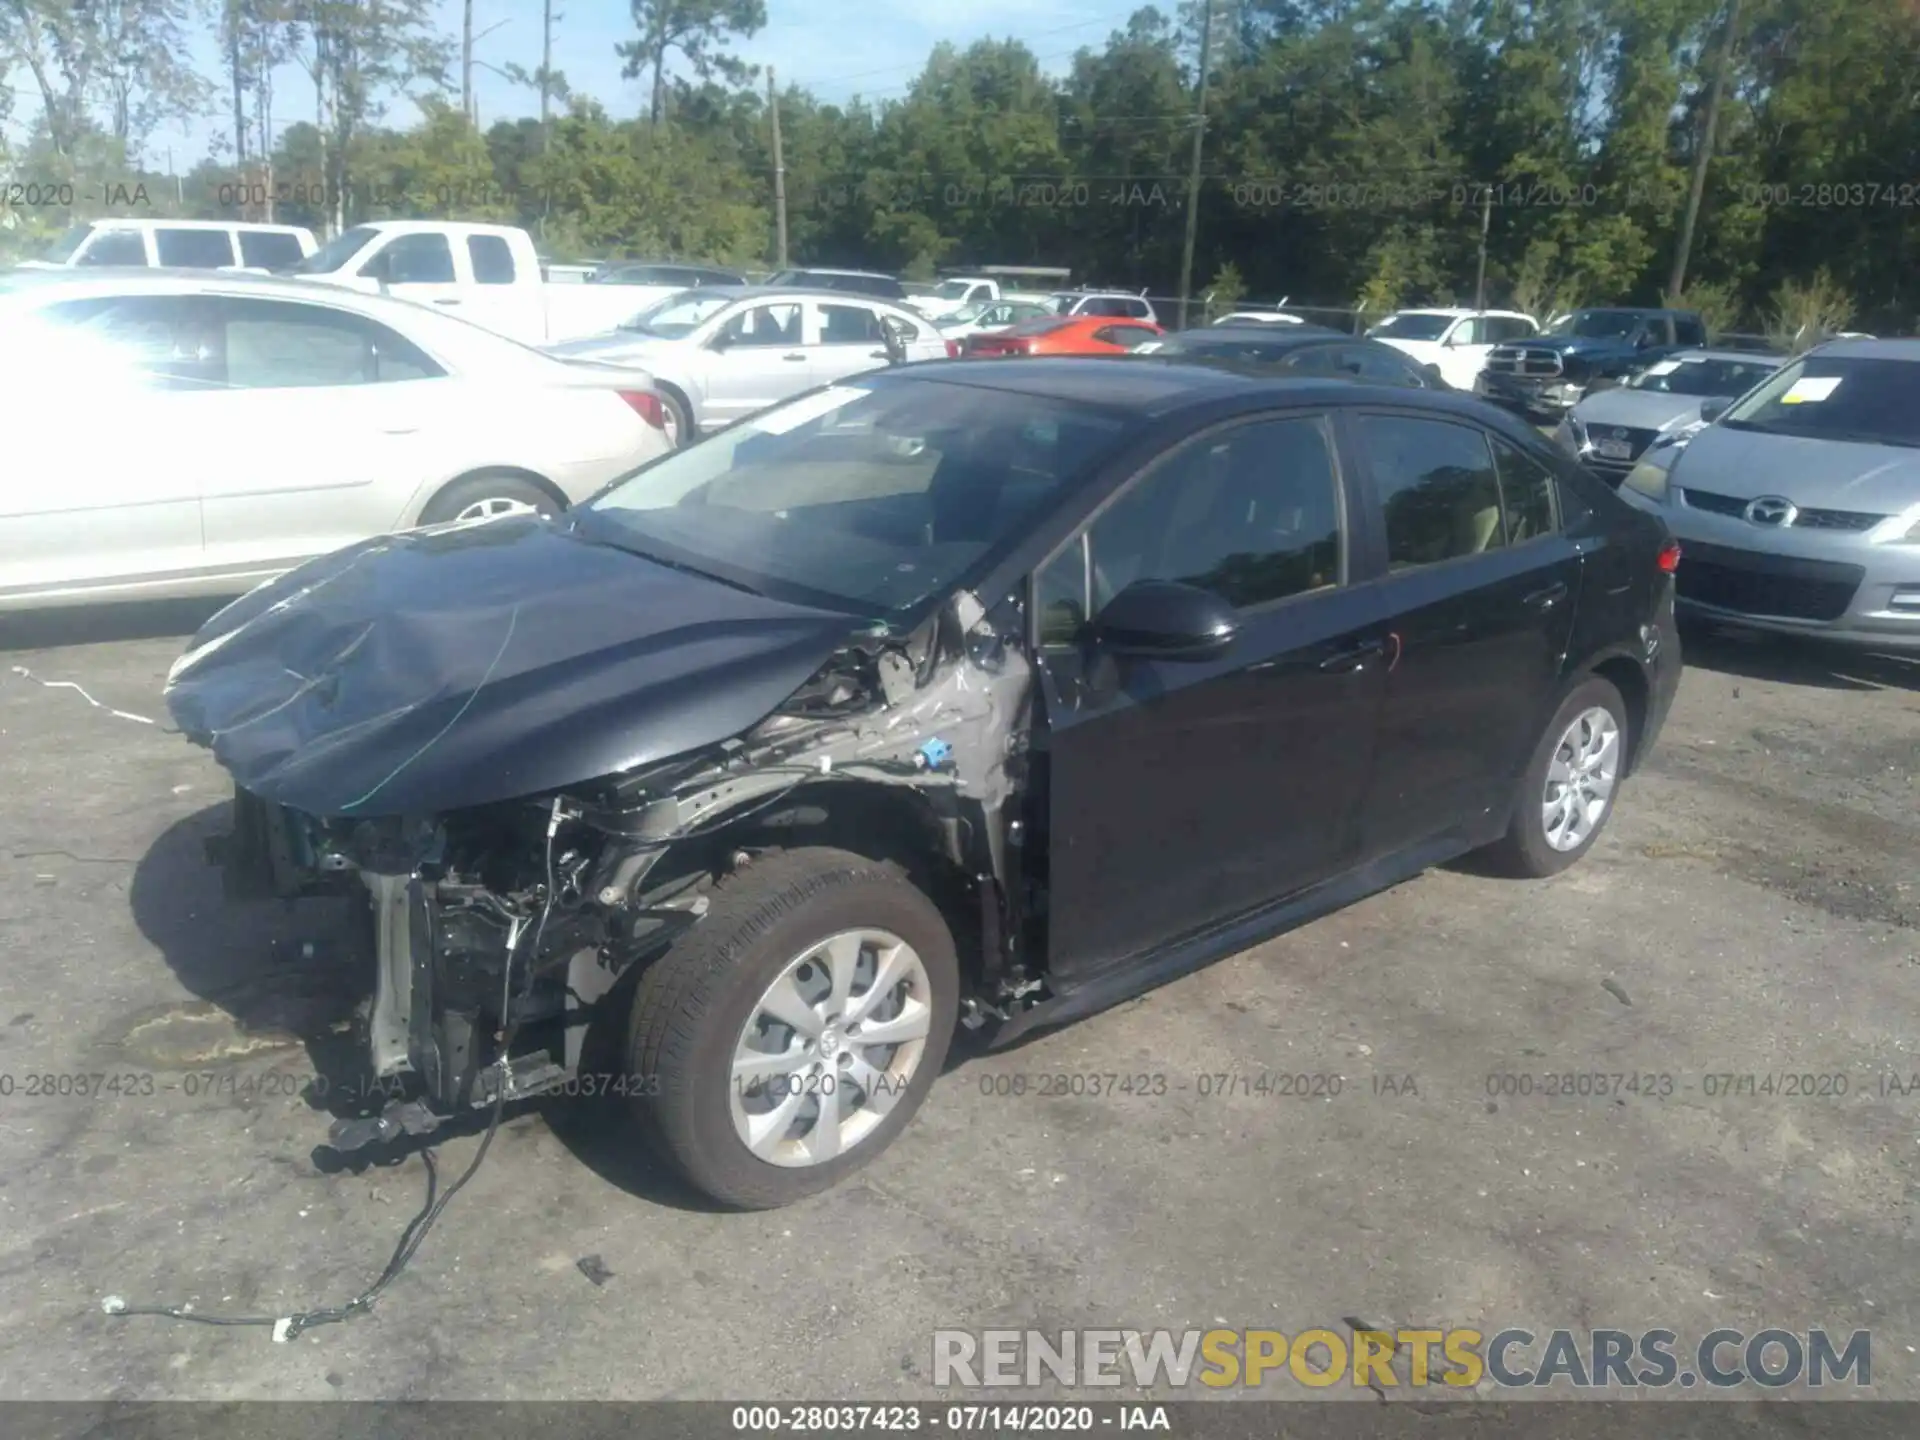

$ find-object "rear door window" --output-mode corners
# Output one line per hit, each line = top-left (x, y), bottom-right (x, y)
(155, 228), (237, 268)
(74, 228), (149, 265)
(1355, 414), (1508, 568)
(467, 233), (517, 284)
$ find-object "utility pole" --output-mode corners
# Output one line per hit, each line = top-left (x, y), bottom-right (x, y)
(769, 67), (789, 269)
(540, 0), (554, 138)
(462, 0), (474, 123)
(1473, 184), (1491, 311)
(1668, 0), (1743, 302)
(1177, 0), (1218, 331)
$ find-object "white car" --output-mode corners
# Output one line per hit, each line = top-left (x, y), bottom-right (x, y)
(545, 287), (951, 446)
(0, 269), (672, 611)
(937, 299), (1055, 339)
(1212, 309), (1310, 325)
(1366, 307), (1540, 389)
(22, 217), (318, 272)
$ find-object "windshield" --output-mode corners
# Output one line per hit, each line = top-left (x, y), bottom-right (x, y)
(1628, 357), (1779, 397)
(1368, 313), (1453, 341)
(1720, 354), (1920, 448)
(620, 290), (735, 336)
(576, 378), (1133, 616)
(40, 225), (93, 263)
(1545, 310), (1643, 340)
(290, 226), (380, 274)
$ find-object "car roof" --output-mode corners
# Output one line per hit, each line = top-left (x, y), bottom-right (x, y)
(1387, 306), (1529, 319)
(888, 356), (1493, 421)
(1177, 323), (1351, 342)
(0, 266), (342, 301)
(1664, 347), (1789, 365)
(1804, 337), (1920, 360)
(779, 267), (895, 279)
(721, 285), (916, 306)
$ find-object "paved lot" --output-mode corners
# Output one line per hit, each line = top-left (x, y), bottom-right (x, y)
(0, 601), (1914, 1402)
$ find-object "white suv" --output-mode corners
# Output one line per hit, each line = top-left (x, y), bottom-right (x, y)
(1049, 290), (1160, 325)
(28, 219), (318, 273)
(1366, 307), (1539, 389)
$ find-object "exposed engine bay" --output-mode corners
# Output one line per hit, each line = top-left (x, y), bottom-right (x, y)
(199, 586), (1049, 1149)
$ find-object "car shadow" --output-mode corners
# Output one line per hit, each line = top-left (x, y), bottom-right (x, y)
(0, 597), (230, 653)
(1678, 618), (1919, 693)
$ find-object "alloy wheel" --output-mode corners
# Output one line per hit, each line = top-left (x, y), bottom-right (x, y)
(728, 929), (934, 1168)
(453, 495), (542, 522)
(1541, 706), (1620, 852)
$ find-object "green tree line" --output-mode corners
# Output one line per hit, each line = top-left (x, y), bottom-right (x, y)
(3, 0), (1915, 332)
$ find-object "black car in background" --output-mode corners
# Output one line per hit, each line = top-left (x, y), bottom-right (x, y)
(1139, 323), (1440, 387)
(170, 360), (1682, 1209)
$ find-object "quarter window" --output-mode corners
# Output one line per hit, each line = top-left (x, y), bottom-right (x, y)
(1034, 415), (1343, 643)
(1358, 415), (1507, 568)
(74, 228), (148, 265)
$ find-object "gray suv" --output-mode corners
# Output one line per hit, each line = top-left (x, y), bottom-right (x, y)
(1615, 339), (1920, 651)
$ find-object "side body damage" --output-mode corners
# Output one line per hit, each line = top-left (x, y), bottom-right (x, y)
(178, 561), (1044, 1145)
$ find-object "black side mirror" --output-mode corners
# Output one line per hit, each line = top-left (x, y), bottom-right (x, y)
(1421, 362), (1445, 386)
(1699, 396), (1733, 424)
(1089, 580), (1237, 662)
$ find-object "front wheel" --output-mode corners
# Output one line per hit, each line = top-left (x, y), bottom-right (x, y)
(1484, 675), (1630, 878)
(627, 847), (960, 1208)
(418, 471), (560, 525)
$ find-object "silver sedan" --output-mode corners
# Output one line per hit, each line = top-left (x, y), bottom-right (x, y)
(1615, 339), (1920, 651)
(546, 287), (953, 446)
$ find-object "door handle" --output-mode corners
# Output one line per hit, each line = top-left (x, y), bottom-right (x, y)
(431, 298), (461, 306)
(783, 353), (808, 361)
(1524, 581), (1570, 610)
(383, 427), (420, 435)
(1316, 636), (1388, 672)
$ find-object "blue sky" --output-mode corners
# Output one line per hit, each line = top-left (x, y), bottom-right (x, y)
(90, 0), (1152, 168)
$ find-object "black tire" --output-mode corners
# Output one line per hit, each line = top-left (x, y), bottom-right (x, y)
(627, 846), (960, 1209)
(657, 388), (693, 449)
(417, 471), (560, 526)
(1484, 674), (1630, 879)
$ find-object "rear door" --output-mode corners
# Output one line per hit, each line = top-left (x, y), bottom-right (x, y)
(0, 295), (212, 598)
(809, 301), (899, 384)
(1342, 410), (1585, 858)
(1034, 411), (1391, 984)
(461, 231), (538, 338)
(196, 295), (456, 568)
(1436, 316), (1490, 389)
(702, 299), (809, 428)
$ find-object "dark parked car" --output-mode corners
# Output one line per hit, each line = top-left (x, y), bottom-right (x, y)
(1139, 324), (1439, 387)
(168, 359), (1682, 1209)
(763, 268), (907, 301)
(1477, 307), (1710, 423)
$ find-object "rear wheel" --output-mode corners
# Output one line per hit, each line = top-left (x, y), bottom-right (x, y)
(418, 471), (559, 525)
(1485, 675), (1629, 878)
(627, 847), (959, 1209)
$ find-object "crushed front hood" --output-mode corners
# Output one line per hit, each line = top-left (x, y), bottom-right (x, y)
(164, 517), (865, 817)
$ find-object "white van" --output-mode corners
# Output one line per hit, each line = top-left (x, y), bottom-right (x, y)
(27, 219), (318, 273)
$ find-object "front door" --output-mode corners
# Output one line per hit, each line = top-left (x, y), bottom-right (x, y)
(1034, 412), (1391, 985)
(1343, 411), (1584, 858)
(196, 295), (456, 569)
(1436, 316), (1492, 389)
(701, 299), (809, 430)
(364, 231), (466, 319)
(0, 296), (210, 599)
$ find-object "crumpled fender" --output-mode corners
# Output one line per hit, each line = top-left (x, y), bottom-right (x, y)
(164, 516), (864, 817)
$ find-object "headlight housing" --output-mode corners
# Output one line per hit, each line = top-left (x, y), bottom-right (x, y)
(1868, 506), (1920, 544)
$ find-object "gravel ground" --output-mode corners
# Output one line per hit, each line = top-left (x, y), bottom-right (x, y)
(0, 600), (1914, 1404)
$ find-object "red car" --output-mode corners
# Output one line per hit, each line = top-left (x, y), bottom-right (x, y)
(962, 314), (1163, 357)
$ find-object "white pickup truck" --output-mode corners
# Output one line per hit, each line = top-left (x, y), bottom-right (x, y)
(289, 221), (683, 344)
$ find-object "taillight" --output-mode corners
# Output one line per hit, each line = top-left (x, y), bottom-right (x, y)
(945, 339), (960, 358)
(1657, 540), (1681, 573)
(618, 390), (665, 429)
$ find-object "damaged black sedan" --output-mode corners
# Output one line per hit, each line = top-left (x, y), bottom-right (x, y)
(166, 359), (1681, 1208)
